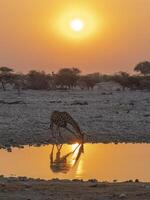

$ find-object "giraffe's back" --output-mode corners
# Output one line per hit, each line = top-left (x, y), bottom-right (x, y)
(50, 111), (82, 135)
(51, 111), (67, 127)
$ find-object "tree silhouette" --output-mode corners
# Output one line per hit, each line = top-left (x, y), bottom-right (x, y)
(134, 61), (150, 75)
(0, 66), (13, 74)
(78, 73), (100, 90)
(113, 71), (130, 91)
(0, 66), (14, 91)
(56, 68), (81, 89)
(26, 70), (50, 90)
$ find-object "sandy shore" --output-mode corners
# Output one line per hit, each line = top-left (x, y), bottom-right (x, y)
(0, 89), (150, 149)
(0, 176), (150, 200)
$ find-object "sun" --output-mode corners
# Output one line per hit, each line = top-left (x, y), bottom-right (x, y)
(70, 19), (84, 32)
(53, 5), (99, 40)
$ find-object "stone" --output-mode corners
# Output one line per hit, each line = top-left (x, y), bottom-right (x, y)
(119, 193), (127, 199)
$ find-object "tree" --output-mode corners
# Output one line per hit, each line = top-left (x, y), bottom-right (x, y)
(113, 72), (143, 90)
(134, 61), (150, 75)
(113, 71), (130, 91)
(12, 73), (26, 94)
(0, 66), (14, 91)
(55, 68), (81, 89)
(0, 66), (13, 74)
(139, 76), (150, 90)
(78, 73), (100, 90)
(26, 70), (50, 90)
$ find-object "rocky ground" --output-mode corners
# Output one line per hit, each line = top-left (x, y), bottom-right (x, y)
(0, 89), (150, 149)
(0, 176), (150, 200)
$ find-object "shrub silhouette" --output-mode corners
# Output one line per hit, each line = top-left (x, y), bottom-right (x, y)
(54, 68), (81, 89)
(26, 70), (50, 90)
(78, 73), (100, 90)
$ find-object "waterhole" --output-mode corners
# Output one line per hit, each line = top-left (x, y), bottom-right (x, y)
(0, 143), (150, 182)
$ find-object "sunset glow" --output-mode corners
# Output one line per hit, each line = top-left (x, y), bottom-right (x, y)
(0, 0), (150, 73)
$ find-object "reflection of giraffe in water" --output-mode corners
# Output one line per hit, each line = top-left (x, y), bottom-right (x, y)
(50, 111), (84, 141)
(50, 144), (84, 174)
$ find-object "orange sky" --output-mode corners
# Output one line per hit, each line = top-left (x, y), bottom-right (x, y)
(0, 0), (150, 74)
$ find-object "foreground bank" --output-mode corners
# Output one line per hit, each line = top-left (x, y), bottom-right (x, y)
(0, 176), (150, 200)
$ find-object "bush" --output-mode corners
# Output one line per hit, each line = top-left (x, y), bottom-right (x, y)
(26, 70), (50, 90)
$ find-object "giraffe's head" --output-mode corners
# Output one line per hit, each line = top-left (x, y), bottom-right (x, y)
(80, 132), (85, 144)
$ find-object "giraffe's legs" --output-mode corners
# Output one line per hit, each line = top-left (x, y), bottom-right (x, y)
(50, 121), (55, 138)
(56, 126), (63, 138)
(59, 129), (63, 138)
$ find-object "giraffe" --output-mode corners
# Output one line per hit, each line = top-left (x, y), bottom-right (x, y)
(50, 111), (84, 141)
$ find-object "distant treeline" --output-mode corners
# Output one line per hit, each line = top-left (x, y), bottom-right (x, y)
(0, 61), (150, 92)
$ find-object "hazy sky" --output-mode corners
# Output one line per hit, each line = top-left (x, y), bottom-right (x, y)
(0, 0), (150, 74)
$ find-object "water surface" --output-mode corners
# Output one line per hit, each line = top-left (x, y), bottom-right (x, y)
(0, 143), (150, 181)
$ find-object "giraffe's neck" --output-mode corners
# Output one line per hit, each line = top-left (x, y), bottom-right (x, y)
(67, 116), (82, 135)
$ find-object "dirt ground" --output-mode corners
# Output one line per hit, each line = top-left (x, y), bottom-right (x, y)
(0, 176), (150, 200)
(0, 89), (150, 149)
